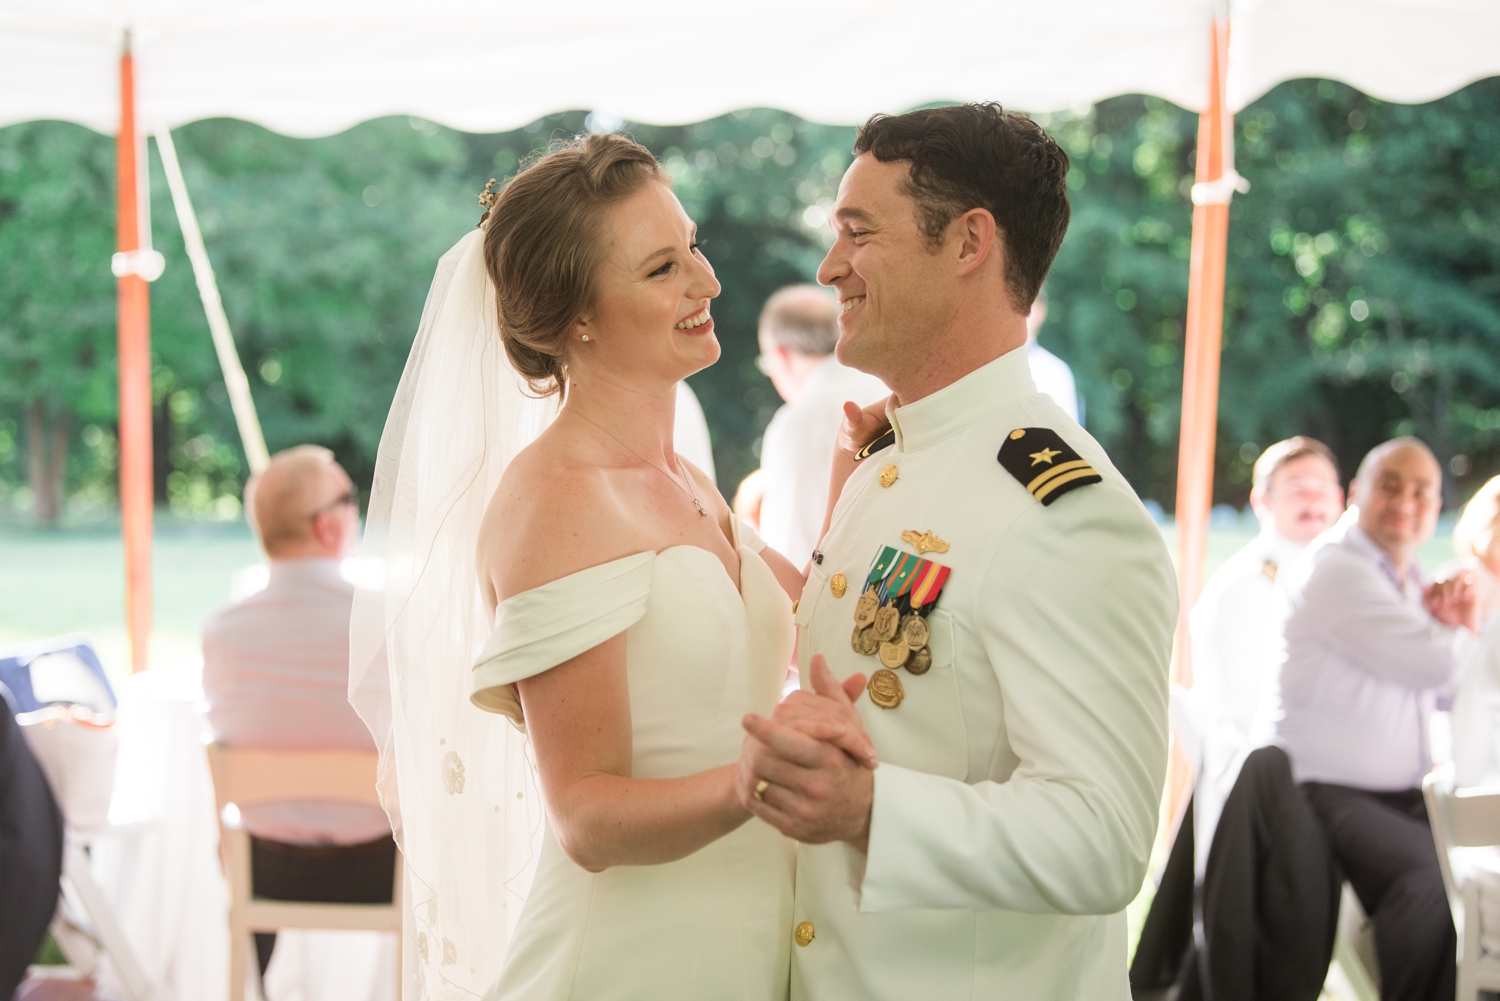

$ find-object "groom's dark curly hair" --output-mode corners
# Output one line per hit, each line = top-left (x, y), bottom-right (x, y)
(854, 103), (1070, 313)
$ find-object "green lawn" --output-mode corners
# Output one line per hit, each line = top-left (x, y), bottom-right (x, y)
(0, 515), (261, 680)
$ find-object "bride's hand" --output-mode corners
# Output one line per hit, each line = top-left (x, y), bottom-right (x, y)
(835, 397), (893, 460)
(771, 656), (877, 769)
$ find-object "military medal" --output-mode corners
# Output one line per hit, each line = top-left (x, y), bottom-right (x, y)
(906, 646), (933, 676)
(852, 624), (881, 656)
(867, 668), (905, 709)
(900, 614), (929, 650)
(846, 545), (953, 696)
(878, 640), (910, 669)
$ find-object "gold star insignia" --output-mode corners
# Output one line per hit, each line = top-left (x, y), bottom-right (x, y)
(1029, 447), (1062, 466)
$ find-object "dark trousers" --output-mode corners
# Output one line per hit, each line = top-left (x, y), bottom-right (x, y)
(0, 700), (64, 999)
(1130, 747), (1339, 1001)
(249, 834), (397, 978)
(1304, 782), (1455, 1001)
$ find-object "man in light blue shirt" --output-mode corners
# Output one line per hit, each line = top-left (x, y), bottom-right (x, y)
(1275, 437), (1480, 1001)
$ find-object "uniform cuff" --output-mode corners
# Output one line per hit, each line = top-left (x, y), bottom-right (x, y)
(859, 762), (946, 913)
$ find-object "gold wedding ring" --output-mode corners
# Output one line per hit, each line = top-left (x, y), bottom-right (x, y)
(754, 778), (771, 801)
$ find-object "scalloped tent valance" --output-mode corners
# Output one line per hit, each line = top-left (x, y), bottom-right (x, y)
(2, 0), (1498, 137)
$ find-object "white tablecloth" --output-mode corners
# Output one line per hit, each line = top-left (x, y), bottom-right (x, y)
(88, 661), (394, 1001)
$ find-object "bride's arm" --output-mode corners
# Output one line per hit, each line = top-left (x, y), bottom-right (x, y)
(517, 635), (748, 872)
(813, 397), (892, 562)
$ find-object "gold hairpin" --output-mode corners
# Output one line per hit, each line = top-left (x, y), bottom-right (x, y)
(477, 177), (499, 208)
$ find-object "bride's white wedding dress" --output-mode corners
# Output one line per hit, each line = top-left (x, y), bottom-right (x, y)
(469, 517), (796, 1001)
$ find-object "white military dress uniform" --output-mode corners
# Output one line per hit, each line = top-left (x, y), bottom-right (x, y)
(1187, 528), (1304, 877)
(790, 348), (1176, 1000)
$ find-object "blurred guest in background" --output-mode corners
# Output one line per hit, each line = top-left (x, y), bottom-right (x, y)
(1276, 438), (1480, 1001)
(754, 284), (886, 563)
(1133, 437), (1345, 1001)
(1191, 437), (1343, 866)
(1025, 287), (1082, 424)
(732, 467), (766, 529)
(1448, 475), (1500, 788)
(202, 445), (393, 979)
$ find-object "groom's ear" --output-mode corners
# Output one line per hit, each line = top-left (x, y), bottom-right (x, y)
(952, 207), (998, 278)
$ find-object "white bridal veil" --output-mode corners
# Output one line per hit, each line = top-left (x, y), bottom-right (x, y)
(349, 227), (556, 999)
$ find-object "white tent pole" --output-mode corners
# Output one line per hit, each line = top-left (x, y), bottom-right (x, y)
(153, 126), (271, 475)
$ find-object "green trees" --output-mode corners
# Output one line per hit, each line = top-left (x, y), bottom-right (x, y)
(1, 80), (1496, 523)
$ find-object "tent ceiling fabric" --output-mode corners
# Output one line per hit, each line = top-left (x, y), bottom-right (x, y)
(0, 0), (1497, 136)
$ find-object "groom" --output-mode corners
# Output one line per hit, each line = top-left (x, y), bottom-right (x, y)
(738, 103), (1177, 998)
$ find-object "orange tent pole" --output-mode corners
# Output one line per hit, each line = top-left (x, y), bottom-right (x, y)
(1173, 22), (1234, 688)
(117, 39), (154, 673)
(1161, 21), (1236, 840)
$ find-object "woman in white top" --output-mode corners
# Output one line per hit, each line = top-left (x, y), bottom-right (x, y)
(355, 133), (881, 1001)
(1450, 476), (1500, 788)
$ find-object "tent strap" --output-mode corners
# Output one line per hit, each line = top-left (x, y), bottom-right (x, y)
(154, 126), (271, 476)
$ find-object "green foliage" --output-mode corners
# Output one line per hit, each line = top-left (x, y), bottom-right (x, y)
(1, 80), (1497, 521)
(1032, 79), (1500, 505)
(0, 122), (119, 513)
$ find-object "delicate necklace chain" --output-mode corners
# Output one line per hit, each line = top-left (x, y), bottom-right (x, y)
(568, 409), (708, 517)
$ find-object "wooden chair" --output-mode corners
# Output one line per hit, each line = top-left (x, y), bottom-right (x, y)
(204, 743), (402, 1001)
(1424, 763), (1500, 1001)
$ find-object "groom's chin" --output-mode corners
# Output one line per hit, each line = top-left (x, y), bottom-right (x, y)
(834, 328), (880, 376)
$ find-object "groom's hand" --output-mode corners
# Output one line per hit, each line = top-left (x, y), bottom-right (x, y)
(737, 656), (875, 851)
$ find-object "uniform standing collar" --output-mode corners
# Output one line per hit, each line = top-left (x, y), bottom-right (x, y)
(887, 347), (1036, 454)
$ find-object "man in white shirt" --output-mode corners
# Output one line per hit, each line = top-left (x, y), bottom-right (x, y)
(1276, 437), (1481, 1001)
(1024, 288), (1082, 424)
(202, 445), (393, 978)
(756, 285), (888, 564)
(1192, 437), (1343, 868)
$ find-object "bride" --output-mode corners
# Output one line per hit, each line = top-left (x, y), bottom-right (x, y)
(351, 132), (878, 1001)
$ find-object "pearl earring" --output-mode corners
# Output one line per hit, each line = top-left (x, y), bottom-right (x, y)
(581, 334), (590, 342)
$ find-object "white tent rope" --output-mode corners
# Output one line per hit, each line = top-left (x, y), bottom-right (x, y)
(154, 126), (271, 475)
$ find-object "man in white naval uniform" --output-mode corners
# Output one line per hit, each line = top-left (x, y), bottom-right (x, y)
(1189, 437), (1343, 874)
(736, 103), (1177, 999)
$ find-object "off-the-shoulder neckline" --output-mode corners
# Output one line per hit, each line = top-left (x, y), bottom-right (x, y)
(497, 542), (759, 609)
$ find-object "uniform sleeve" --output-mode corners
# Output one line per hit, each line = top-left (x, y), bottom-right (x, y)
(859, 483), (1176, 915)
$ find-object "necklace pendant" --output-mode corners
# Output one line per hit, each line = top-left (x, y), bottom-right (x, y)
(693, 498), (708, 517)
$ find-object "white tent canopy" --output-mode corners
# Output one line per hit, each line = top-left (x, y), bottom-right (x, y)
(3, 0), (1499, 138)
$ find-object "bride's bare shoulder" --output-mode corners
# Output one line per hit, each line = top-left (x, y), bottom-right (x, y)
(476, 425), (642, 606)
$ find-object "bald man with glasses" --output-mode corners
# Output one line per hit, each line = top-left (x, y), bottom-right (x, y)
(202, 445), (392, 980)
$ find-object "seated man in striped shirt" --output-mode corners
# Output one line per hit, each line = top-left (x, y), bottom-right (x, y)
(203, 445), (393, 979)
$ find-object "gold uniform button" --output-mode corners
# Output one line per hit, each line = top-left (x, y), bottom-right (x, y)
(829, 573), (847, 598)
(1010, 429), (1026, 440)
(794, 921), (815, 947)
(879, 464), (899, 488)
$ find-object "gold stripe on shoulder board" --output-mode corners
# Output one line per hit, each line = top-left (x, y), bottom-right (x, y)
(998, 427), (1102, 507)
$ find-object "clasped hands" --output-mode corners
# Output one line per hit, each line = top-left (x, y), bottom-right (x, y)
(737, 655), (878, 854)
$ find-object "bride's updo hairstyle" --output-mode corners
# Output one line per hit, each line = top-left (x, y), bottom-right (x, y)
(481, 133), (667, 396)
